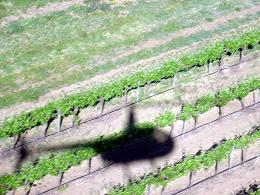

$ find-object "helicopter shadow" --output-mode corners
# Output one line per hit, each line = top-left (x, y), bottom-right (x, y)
(100, 106), (175, 163)
(14, 106), (175, 171)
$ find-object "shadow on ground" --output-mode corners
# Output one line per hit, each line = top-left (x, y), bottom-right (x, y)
(14, 106), (175, 170)
(101, 106), (174, 163)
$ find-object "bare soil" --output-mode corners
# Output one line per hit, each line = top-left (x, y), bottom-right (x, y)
(0, 0), (85, 26)
(0, 0), (137, 26)
(39, 104), (260, 195)
(175, 157), (260, 195)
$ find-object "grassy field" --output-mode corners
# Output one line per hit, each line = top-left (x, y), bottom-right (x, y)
(0, 0), (259, 109)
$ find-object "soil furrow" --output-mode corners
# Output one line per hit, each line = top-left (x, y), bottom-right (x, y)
(172, 156), (260, 195)
(0, 0), (85, 26)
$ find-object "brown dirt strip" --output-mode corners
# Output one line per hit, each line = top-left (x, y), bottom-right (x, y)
(109, 4), (260, 63)
(32, 104), (260, 195)
(0, 0), (133, 26)
(0, 0), (85, 26)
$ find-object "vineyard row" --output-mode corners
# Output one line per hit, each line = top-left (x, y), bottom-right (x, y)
(30, 102), (260, 195)
(4, 54), (257, 153)
(109, 127), (260, 195)
(0, 29), (259, 139)
(0, 77), (259, 194)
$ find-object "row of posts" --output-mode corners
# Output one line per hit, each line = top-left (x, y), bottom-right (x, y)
(41, 54), (244, 139)
(144, 147), (252, 195)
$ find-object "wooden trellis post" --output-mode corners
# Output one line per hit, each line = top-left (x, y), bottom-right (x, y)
(218, 106), (222, 119)
(194, 117), (197, 129)
(207, 62), (211, 75)
(88, 158), (92, 173)
(240, 98), (244, 109)
(218, 57), (222, 71)
(44, 121), (50, 136)
(169, 123), (174, 136)
(145, 185), (151, 195)
(189, 171), (193, 186)
(241, 149), (244, 163)
(181, 120), (185, 138)
(100, 97), (105, 115)
(253, 90), (256, 104)
(239, 48), (243, 62)
(57, 111), (62, 132)
(59, 172), (64, 185)
(13, 133), (21, 148)
(146, 82), (151, 97)
(136, 80), (140, 101)
(172, 74), (177, 87)
(124, 88), (129, 105)
(214, 160), (218, 175)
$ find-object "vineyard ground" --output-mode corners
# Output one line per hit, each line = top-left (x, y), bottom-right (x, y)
(0, 0), (131, 24)
(28, 104), (260, 195)
(1, 1), (260, 194)
(1, 58), (260, 193)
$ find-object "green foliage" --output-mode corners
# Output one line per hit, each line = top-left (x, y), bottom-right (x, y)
(155, 111), (175, 127)
(5, 22), (25, 34)
(109, 127), (260, 195)
(195, 94), (216, 113)
(251, 189), (260, 195)
(180, 41), (224, 69)
(216, 88), (234, 107)
(0, 29), (259, 139)
(224, 29), (260, 53)
(232, 77), (260, 100)
(178, 104), (198, 121)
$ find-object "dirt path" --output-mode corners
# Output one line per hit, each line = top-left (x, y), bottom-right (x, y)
(0, 0), (134, 26)
(38, 105), (260, 195)
(175, 157), (260, 195)
(0, 0), (85, 26)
